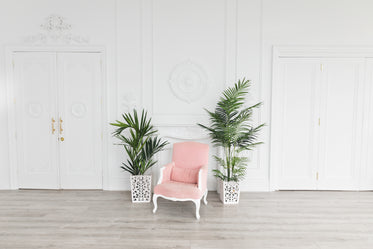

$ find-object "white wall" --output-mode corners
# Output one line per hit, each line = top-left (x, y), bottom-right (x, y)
(1, 0), (372, 190)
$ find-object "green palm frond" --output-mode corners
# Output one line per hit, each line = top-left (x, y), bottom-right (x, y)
(198, 78), (265, 182)
(111, 109), (168, 175)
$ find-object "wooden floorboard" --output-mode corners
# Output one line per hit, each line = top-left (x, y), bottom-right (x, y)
(0, 190), (373, 249)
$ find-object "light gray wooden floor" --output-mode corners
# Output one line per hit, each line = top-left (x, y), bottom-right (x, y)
(0, 190), (373, 249)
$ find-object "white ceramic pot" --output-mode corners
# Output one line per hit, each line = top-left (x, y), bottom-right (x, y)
(219, 179), (240, 204)
(130, 175), (152, 203)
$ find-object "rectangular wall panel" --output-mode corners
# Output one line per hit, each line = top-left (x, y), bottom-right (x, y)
(150, 0), (226, 125)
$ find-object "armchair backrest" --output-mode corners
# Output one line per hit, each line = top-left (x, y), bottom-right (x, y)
(172, 142), (209, 169)
(170, 142), (209, 184)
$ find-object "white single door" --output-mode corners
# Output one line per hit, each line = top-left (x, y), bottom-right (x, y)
(57, 52), (103, 189)
(276, 59), (320, 190)
(14, 52), (59, 189)
(317, 59), (364, 190)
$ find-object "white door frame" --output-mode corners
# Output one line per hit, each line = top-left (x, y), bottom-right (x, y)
(6, 46), (108, 190)
(270, 46), (373, 191)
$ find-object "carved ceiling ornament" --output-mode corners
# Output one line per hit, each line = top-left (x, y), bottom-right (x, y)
(169, 60), (209, 103)
(23, 14), (89, 45)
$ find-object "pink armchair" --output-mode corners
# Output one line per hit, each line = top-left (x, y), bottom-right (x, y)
(153, 142), (209, 219)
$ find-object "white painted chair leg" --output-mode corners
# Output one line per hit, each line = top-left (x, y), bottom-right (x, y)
(152, 194), (158, 213)
(193, 199), (201, 220)
(203, 190), (208, 205)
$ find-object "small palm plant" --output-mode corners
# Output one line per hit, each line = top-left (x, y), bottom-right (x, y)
(198, 78), (264, 182)
(110, 109), (168, 175)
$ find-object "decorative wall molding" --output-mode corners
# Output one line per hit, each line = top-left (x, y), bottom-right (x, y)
(225, 0), (238, 86)
(23, 14), (90, 45)
(273, 46), (373, 58)
(169, 60), (209, 103)
(141, 0), (154, 113)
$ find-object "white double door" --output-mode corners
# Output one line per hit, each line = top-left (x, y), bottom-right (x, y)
(273, 58), (365, 190)
(14, 52), (103, 189)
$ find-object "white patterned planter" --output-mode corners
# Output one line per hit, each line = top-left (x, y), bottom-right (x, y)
(130, 175), (152, 203)
(219, 179), (240, 204)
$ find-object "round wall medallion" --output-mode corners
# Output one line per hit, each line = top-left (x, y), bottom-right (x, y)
(169, 60), (208, 103)
(71, 102), (87, 118)
(27, 103), (43, 118)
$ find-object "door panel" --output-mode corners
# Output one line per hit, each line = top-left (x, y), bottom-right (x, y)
(57, 53), (103, 189)
(14, 52), (59, 189)
(317, 59), (363, 190)
(277, 59), (320, 190)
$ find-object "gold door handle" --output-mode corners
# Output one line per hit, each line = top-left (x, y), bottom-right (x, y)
(51, 118), (56, 134)
(59, 118), (63, 134)
(60, 137), (64, 142)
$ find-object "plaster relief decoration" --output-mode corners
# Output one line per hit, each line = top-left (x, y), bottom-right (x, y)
(71, 102), (87, 118)
(27, 102), (43, 118)
(23, 14), (89, 44)
(169, 60), (208, 103)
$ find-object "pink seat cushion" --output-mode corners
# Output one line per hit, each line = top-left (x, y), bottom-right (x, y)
(154, 181), (204, 199)
(171, 167), (200, 184)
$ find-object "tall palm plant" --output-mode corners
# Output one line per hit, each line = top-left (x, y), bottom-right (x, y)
(198, 78), (264, 182)
(110, 109), (168, 175)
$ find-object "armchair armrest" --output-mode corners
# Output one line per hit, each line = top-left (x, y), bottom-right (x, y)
(198, 164), (208, 191)
(157, 162), (175, 184)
